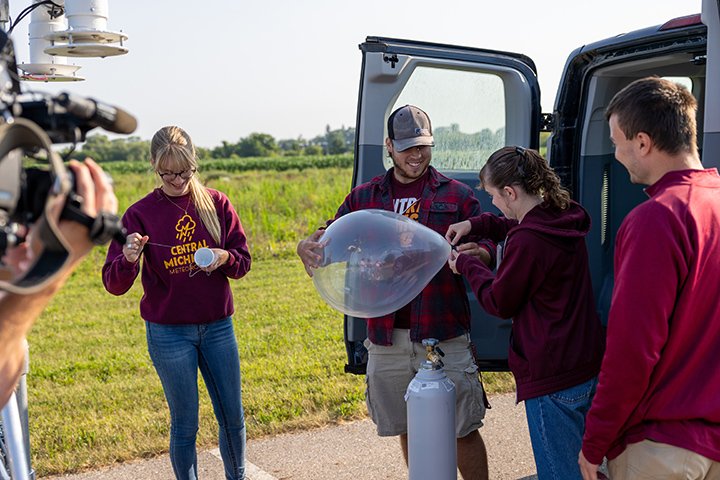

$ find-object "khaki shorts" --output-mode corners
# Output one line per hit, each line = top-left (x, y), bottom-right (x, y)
(364, 329), (486, 437)
(609, 440), (720, 479)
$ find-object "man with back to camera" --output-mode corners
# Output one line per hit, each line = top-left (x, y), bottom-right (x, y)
(579, 77), (720, 478)
(297, 105), (492, 479)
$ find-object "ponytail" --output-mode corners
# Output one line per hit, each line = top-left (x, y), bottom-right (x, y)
(480, 146), (570, 210)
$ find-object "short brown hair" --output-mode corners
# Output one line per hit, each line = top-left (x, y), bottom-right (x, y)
(605, 76), (697, 155)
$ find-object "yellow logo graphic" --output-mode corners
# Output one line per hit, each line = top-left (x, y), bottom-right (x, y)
(175, 214), (196, 243)
(161, 214), (210, 275)
(403, 200), (420, 222)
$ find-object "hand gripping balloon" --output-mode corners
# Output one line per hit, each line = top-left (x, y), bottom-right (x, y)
(312, 209), (451, 318)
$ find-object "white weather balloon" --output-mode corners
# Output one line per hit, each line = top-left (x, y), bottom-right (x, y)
(312, 209), (451, 318)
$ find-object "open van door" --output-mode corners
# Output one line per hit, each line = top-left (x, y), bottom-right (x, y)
(344, 37), (542, 374)
(345, 6), (714, 374)
(702, 0), (720, 167)
(544, 11), (709, 328)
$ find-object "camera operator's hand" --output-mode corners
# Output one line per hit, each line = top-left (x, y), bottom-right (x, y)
(123, 233), (149, 264)
(1, 224), (31, 274)
(58, 158), (119, 260)
(0, 157), (118, 408)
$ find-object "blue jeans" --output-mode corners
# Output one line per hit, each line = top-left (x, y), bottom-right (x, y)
(146, 318), (245, 480)
(524, 377), (598, 480)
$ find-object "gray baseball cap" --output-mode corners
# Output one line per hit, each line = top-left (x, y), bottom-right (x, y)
(388, 105), (434, 152)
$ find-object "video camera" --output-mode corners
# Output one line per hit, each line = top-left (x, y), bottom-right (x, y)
(0, 28), (136, 294)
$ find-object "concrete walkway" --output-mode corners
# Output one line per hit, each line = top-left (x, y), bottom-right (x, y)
(44, 393), (539, 479)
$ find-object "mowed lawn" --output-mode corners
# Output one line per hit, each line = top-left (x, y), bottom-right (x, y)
(21, 165), (513, 476)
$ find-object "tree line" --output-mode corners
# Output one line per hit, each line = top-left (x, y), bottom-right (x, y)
(64, 123), (507, 164)
(65, 125), (356, 163)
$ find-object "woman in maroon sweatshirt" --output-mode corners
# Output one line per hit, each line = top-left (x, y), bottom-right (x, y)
(102, 126), (251, 480)
(446, 146), (605, 480)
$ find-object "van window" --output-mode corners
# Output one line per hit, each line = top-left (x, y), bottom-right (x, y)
(665, 76), (693, 91)
(388, 66), (506, 172)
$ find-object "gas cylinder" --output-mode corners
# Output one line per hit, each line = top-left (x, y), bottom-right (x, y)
(405, 338), (457, 480)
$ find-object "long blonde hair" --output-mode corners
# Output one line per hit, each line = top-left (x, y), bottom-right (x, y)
(150, 126), (221, 244)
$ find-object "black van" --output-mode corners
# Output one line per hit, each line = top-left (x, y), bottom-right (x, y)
(343, 0), (720, 374)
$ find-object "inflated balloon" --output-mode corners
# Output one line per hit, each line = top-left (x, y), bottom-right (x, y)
(312, 209), (451, 318)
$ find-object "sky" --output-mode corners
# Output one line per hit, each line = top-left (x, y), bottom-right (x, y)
(5, 0), (701, 149)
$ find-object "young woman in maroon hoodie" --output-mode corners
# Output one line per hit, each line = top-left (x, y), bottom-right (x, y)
(102, 126), (251, 480)
(446, 146), (605, 480)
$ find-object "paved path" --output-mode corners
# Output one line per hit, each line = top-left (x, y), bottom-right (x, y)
(44, 393), (539, 479)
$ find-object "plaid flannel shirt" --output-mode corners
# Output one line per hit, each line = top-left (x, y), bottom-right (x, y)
(327, 166), (489, 346)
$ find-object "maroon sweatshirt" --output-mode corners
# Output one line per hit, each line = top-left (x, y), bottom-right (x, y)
(582, 169), (720, 464)
(102, 188), (251, 325)
(456, 201), (605, 401)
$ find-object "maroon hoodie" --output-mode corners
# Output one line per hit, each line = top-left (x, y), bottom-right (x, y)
(456, 201), (605, 401)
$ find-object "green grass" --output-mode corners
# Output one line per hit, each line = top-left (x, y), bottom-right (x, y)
(23, 165), (514, 476)
(29, 256), (368, 474)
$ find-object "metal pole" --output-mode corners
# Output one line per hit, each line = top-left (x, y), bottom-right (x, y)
(15, 341), (34, 479)
(1, 392), (30, 480)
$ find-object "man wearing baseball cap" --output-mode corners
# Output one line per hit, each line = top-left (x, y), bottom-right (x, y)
(298, 104), (493, 479)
